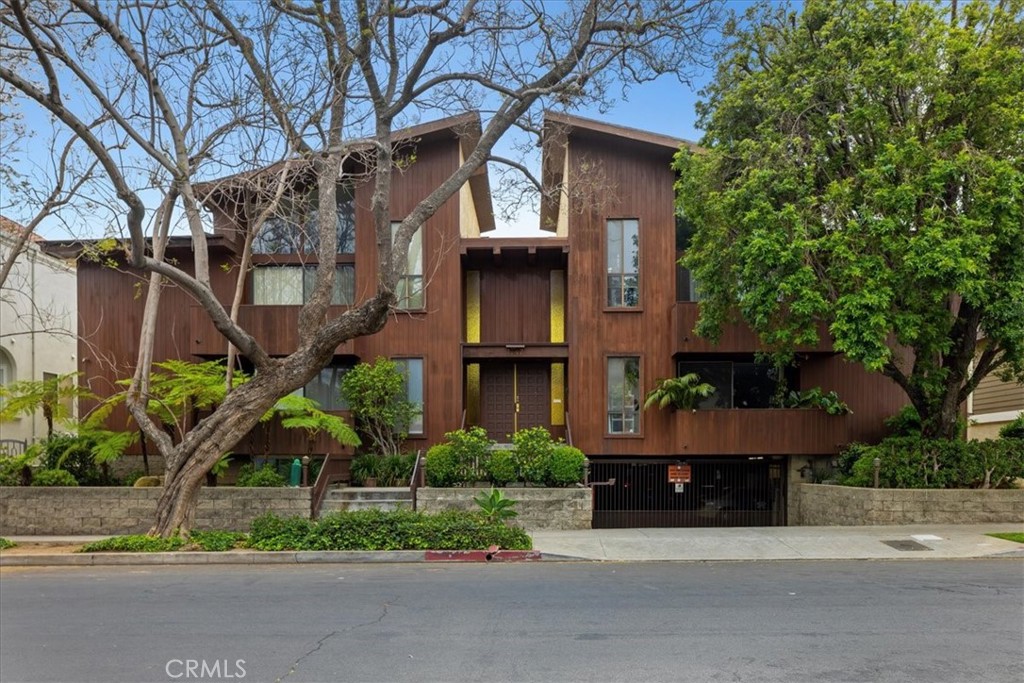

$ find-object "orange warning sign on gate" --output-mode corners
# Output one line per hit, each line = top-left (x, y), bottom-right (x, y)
(668, 464), (691, 484)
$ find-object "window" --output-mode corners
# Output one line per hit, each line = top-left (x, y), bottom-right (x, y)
(304, 362), (352, 411)
(677, 360), (795, 409)
(252, 265), (354, 305)
(391, 222), (424, 309)
(607, 219), (639, 307)
(253, 186), (355, 255)
(607, 356), (640, 434)
(0, 349), (12, 411)
(394, 358), (424, 435)
(675, 214), (703, 302)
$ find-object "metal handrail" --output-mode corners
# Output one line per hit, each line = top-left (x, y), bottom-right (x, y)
(460, 408), (466, 430)
(310, 453), (349, 519)
(409, 448), (424, 511)
(565, 411), (573, 448)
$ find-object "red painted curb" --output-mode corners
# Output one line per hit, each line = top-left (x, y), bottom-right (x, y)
(424, 550), (542, 562)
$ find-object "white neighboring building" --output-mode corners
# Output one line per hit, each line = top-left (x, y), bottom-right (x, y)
(0, 216), (79, 446)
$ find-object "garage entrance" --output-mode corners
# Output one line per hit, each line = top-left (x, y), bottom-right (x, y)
(590, 458), (786, 528)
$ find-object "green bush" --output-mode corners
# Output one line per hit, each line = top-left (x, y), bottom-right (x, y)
(80, 534), (186, 553)
(545, 445), (585, 486)
(248, 509), (532, 551)
(512, 426), (556, 484)
(425, 444), (459, 487)
(235, 463), (288, 487)
(189, 530), (247, 552)
(884, 406), (922, 436)
(31, 468), (79, 487)
(350, 453), (384, 485)
(0, 453), (32, 486)
(40, 433), (107, 485)
(380, 453), (417, 486)
(445, 427), (492, 479)
(999, 415), (1024, 440)
(486, 449), (517, 486)
(843, 435), (1024, 489)
(0, 538), (15, 550)
(341, 358), (418, 457)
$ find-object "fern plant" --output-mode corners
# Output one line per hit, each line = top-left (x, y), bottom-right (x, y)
(643, 373), (716, 411)
(267, 394), (360, 458)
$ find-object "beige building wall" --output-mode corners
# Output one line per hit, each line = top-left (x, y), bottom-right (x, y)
(967, 367), (1024, 441)
(0, 228), (79, 446)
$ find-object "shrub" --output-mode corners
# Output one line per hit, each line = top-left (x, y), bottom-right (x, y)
(341, 358), (417, 457)
(843, 435), (1024, 489)
(350, 453), (384, 486)
(0, 453), (33, 486)
(248, 509), (531, 551)
(884, 405), (922, 436)
(473, 488), (518, 523)
(235, 463), (287, 487)
(30, 469), (78, 487)
(379, 453), (417, 487)
(40, 433), (104, 485)
(486, 449), (517, 486)
(0, 538), (15, 550)
(80, 534), (185, 553)
(444, 427), (492, 479)
(999, 415), (1024, 440)
(425, 444), (459, 487)
(545, 445), (586, 486)
(189, 530), (247, 552)
(512, 427), (556, 484)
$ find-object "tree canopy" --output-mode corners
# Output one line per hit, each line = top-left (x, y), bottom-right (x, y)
(675, 0), (1024, 438)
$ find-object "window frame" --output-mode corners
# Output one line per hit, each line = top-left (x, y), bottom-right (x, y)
(392, 356), (425, 436)
(390, 222), (425, 311)
(606, 354), (642, 437)
(252, 185), (356, 256)
(604, 218), (641, 311)
(251, 264), (355, 306)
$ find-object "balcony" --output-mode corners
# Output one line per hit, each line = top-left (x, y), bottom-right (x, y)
(190, 305), (355, 357)
(672, 302), (833, 354)
(674, 408), (848, 455)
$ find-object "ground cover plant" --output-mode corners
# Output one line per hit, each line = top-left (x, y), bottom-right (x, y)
(79, 531), (247, 553)
(247, 509), (532, 552)
(0, 538), (15, 550)
(987, 533), (1024, 544)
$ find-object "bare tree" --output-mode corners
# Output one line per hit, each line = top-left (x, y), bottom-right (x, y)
(0, 0), (722, 536)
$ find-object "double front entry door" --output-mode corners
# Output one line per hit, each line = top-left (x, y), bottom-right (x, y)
(478, 362), (550, 441)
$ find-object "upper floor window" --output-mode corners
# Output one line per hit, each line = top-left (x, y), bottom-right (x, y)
(676, 359), (796, 409)
(391, 222), (424, 310)
(675, 214), (703, 302)
(253, 186), (355, 255)
(607, 219), (639, 307)
(607, 356), (640, 434)
(252, 265), (354, 305)
(393, 357), (424, 434)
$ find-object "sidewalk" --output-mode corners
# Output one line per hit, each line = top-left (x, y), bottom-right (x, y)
(531, 523), (1024, 562)
(1, 524), (1021, 566)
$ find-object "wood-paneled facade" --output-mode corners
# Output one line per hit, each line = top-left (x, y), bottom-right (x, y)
(49, 111), (908, 497)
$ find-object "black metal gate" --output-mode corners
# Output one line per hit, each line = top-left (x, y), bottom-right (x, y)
(591, 458), (786, 528)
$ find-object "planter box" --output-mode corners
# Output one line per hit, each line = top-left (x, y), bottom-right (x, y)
(417, 487), (591, 530)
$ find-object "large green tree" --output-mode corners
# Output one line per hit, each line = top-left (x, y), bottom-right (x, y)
(675, 0), (1024, 439)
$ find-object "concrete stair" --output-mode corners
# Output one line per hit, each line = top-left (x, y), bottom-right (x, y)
(319, 487), (413, 515)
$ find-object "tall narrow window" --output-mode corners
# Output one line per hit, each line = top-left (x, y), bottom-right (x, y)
(607, 356), (640, 434)
(607, 219), (639, 307)
(393, 358), (424, 434)
(391, 222), (424, 309)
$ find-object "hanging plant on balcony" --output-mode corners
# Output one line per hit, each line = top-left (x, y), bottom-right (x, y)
(643, 374), (716, 411)
(782, 388), (852, 416)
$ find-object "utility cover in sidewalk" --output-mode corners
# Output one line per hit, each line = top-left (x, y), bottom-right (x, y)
(882, 540), (933, 551)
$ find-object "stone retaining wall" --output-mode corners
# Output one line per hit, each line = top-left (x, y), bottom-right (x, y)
(0, 487), (311, 535)
(792, 483), (1024, 525)
(417, 487), (592, 530)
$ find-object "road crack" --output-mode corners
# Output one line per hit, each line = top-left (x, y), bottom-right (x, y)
(275, 602), (391, 682)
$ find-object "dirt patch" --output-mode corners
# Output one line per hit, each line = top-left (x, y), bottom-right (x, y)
(0, 543), (85, 556)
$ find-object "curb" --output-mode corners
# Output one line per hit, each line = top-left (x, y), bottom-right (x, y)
(0, 550), (556, 567)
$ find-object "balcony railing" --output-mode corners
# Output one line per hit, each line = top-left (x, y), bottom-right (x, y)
(674, 408), (848, 455)
(190, 305), (355, 356)
(672, 302), (833, 354)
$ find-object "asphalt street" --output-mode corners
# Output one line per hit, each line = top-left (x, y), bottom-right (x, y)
(1, 560), (1022, 683)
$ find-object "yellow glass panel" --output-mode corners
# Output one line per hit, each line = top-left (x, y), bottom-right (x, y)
(466, 363), (480, 425)
(550, 270), (565, 343)
(466, 271), (481, 343)
(551, 362), (565, 426)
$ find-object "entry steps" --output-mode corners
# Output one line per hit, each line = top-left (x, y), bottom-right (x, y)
(319, 486), (413, 515)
